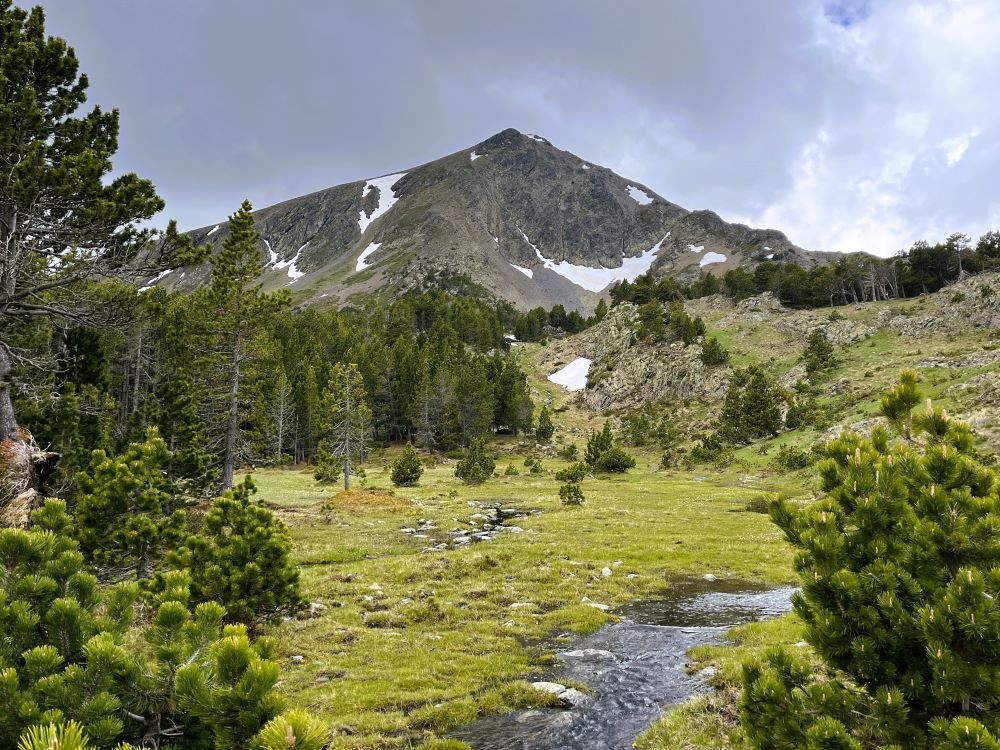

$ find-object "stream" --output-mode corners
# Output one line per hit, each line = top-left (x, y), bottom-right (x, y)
(453, 577), (797, 750)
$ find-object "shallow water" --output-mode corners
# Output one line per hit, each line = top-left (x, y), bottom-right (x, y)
(453, 578), (796, 750)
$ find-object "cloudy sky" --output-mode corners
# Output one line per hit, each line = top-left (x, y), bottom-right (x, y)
(39, 0), (1000, 256)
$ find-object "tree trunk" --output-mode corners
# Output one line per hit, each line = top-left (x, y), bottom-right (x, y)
(219, 337), (242, 492)
(0, 345), (18, 442)
(343, 459), (350, 491)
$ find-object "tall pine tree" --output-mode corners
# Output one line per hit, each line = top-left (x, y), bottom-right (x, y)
(315, 362), (371, 489)
(190, 201), (287, 491)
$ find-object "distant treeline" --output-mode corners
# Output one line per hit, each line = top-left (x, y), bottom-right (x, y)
(609, 231), (1000, 308)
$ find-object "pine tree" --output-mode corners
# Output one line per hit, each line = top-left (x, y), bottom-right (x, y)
(700, 336), (730, 366)
(880, 368), (922, 440)
(191, 201), (288, 491)
(455, 358), (494, 445)
(593, 298), (609, 323)
(741, 367), (782, 439)
(315, 362), (372, 489)
(455, 438), (495, 484)
(535, 406), (555, 442)
(0, 3), (199, 442)
(75, 431), (186, 580)
(584, 422), (614, 466)
(390, 443), (423, 487)
(718, 367), (781, 444)
(637, 301), (666, 341)
(168, 477), (304, 631)
(741, 372), (1000, 748)
(803, 328), (836, 374)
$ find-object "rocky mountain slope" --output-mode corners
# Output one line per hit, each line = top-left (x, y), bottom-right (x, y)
(148, 129), (833, 311)
(533, 272), (1000, 451)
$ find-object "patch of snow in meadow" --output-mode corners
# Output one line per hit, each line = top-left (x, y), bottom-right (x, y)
(688, 244), (704, 253)
(356, 241), (382, 272)
(626, 185), (653, 205)
(470, 151), (481, 161)
(700, 252), (727, 267)
(358, 172), (406, 235)
(510, 263), (533, 279)
(766, 253), (775, 260)
(548, 358), (592, 392)
(206, 225), (219, 236)
(520, 228), (669, 292)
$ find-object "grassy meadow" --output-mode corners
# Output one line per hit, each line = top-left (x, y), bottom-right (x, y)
(250, 453), (802, 749)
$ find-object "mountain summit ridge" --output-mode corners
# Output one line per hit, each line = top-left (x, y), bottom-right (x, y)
(156, 128), (832, 311)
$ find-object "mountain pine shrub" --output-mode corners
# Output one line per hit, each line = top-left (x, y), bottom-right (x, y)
(535, 406), (554, 442)
(166, 476), (304, 631)
(455, 438), (495, 484)
(741, 371), (1000, 748)
(390, 443), (423, 486)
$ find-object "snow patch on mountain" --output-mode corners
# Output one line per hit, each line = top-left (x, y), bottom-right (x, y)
(275, 242), (308, 282)
(700, 251), (727, 266)
(356, 241), (382, 272)
(206, 225), (219, 236)
(138, 268), (174, 293)
(358, 172), (406, 235)
(510, 263), (533, 279)
(626, 185), (653, 205)
(521, 229), (668, 292)
(688, 244), (705, 253)
(263, 239), (279, 266)
(470, 151), (481, 161)
(548, 358), (592, 392)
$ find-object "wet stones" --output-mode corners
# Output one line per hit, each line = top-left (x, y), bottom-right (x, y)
(402, 502), (538, 552)
(531, 681), (590, 708)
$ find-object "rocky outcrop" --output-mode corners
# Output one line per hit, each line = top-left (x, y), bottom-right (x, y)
(554, 303), (730, 412)
(0, 437), (59, 528)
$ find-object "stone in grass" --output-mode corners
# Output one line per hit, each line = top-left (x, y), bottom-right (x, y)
(580, 596), (610, 611)
(601, 567), (613, 577)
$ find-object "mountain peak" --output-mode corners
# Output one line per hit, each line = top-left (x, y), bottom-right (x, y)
(163, 130), (824, 313)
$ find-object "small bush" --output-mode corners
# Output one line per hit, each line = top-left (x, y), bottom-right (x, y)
(390, 443), (423, 486)
(455, 438), (495, 485)
(593, 446), (636, 473)
(504, 463), (519, 476)
(771, 444), (814, 471)
(557, 443), (579, 461)
(743, 495), (771, 514)
(555, 462), (589, 482)
(700, 336), (730, 366)
(559, 482), (584, 505)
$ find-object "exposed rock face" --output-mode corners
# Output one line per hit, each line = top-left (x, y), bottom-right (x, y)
(149, 129), (830, 313)
(0, 437), (59, 528)
(545, 303), (729, 412)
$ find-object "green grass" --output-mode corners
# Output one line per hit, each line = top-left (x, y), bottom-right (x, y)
(248, 456), (799, 748)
